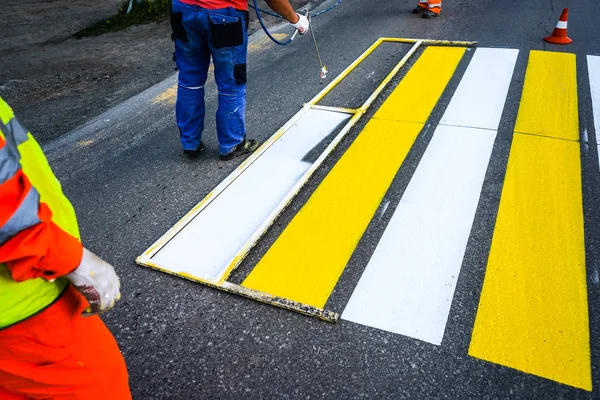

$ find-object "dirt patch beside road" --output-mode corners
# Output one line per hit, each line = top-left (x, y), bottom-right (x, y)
(0, 0), (312, 144)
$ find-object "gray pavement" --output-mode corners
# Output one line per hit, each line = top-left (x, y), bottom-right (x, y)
(40, 0), (600, 398)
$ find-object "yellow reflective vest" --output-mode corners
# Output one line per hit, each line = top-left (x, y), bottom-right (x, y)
(0, 97), (82, 328)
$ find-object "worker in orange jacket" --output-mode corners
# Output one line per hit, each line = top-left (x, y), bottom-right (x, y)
(413, 0), (442, 18)
(0, 97), (130, 399)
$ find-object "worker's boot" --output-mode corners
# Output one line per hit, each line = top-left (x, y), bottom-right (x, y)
(183, 142), (204, 158)
(412, 6), (427, 14)
(422, 9), (440, 18)
(220, 138), (259, 161)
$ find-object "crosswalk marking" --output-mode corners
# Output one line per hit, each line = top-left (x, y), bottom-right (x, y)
(242, 47), (466, 308)
(152, 109), (349, 282)
(588, 55), (600, 163)
(440, 48), (519, 130)
(342, 48), (517, 345)
(374, 47), (467, 123)
(514, 51), (579, 140)
(469, 51), (592, 391)
(242, 119), (422, 307)
(140, 41), (599, 391)
(342, 126), (496, 344)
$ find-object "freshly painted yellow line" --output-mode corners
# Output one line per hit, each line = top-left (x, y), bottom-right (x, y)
(514, 50), (579, 140)
(242, 120), (422, 307)
(375, 47), (466, 123)
(242, 47), (465, 308)
(470, 51), (591, 391)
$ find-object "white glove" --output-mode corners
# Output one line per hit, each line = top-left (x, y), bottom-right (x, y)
(66, 248), (121, 316)
(291, 13), (309, 35)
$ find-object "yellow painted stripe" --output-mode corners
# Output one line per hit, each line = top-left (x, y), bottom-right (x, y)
(374, 47), (466, 123)
(242, 47), (465, 308)
(514, 50), (579, 140)
(243, 119), (421, 306)
(469, 51), (591, 391)
(248, 33), (288, 53)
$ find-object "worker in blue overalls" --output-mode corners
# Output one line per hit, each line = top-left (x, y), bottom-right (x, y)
(171, 0), (309, 160)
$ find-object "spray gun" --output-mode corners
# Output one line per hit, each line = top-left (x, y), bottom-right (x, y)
(304, 10), (327, 80)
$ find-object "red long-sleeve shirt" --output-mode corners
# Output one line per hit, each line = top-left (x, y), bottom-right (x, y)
(178, 0), (248, 11)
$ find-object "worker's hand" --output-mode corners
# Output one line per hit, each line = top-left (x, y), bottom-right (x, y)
(66, 248), (121, 316)
(291, 13), (309, 35)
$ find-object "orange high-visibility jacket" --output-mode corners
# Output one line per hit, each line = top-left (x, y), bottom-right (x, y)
(0, 97), (83, 328)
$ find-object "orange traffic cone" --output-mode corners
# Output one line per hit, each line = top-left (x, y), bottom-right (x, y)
(544, 8), (572, 44)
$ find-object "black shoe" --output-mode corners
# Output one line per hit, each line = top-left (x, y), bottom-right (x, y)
(183, 142), (204, 158)
(422, 9), (440, 18)
(412, 6), (427, 14)
(220, 139), (259, 161)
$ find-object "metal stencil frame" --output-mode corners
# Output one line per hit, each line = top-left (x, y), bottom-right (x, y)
(137, 38), (477, 323)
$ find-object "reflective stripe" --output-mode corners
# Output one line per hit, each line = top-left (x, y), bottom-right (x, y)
(0, 186), (41, 244)
(8, 118), (29, 146)
(181, 85), (204, 90)
(0, 145), (21, 185)
(0, 117), (29, 150)
(0, 120), (19, 158)
(0, 115), (27, 187)
(556, 21), (568, 29)
(0, 117), (28, 161)
(429, 3), (442, 8)
(419, 0), (428, 3)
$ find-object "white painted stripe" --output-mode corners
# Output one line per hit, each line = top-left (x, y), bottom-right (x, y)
(342, 48), (517, 344)
(152, 109), (349, 281)
(556, 21), (568, 29)
(440, 48), (518, 130)
(342, 126), (496, 344)
(588, 56), (600, 148)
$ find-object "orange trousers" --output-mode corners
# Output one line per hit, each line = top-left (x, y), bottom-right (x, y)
(417, 0), (442, 13)
(0, 286), (131, 400)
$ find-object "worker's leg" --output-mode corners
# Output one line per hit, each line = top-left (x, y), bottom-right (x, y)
(428, 0), (442, 13)
(172, 0), (211, 152)
(413, 0), (428, 14)
(420, 0), (441, 18)
(0, 286), (131, 400)
(206, 8), (248, 156)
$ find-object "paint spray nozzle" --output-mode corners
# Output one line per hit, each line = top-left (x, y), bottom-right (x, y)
(320, 66), (328, 79)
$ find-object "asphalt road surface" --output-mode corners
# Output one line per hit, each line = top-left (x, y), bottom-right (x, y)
(36, 0), (600, 398)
